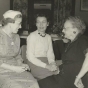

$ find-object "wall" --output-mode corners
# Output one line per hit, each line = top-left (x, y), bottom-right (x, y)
(0, 0), (10, 20)
(75, 0), (88, 26)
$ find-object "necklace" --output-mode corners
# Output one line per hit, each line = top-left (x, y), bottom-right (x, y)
(38, 32), (46, 37)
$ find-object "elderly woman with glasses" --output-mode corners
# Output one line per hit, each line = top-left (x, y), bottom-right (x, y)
(38, 16), (88, 88)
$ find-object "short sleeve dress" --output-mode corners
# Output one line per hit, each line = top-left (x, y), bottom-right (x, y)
(0, 29), (39, 88)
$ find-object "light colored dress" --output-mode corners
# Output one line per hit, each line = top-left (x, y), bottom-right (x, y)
(0, 29), (39, 88)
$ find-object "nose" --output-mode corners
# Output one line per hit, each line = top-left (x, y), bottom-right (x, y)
(40, 23), (43, 26)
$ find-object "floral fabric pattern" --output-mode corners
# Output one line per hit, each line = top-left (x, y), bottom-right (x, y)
(53, 0), (74, 33)
(13, 0), (28, 30)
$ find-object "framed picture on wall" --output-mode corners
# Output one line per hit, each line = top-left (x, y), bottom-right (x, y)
(81, 0), (88, 11)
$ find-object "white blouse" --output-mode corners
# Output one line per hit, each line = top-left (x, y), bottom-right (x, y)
(26, 30), (55, 68)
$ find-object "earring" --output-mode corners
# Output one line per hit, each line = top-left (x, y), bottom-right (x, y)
(73, 31), (76, 34)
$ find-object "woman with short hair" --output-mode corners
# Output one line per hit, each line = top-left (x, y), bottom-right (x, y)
(0, 10), (39, 88)
(26, 14), (58, 80)
(38, 16), (88, 88)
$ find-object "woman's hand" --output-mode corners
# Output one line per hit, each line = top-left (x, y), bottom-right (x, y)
(74, 77), (84, 88)
(1, 63), (29, 73)
(12, 66), (27, 73)
(21, 64), (30, 71)
(53, 68), (60, 75)
(50, 62), (60, 74)
(45, 63), (57, 72)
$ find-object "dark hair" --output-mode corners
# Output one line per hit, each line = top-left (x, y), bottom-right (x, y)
(0, 14), (22, 26)
(65, 16), (86, 34)
(34, 13), (50, 23)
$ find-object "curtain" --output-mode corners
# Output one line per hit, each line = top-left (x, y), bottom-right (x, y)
(13, 0), (28, 30)
(52, 0), (75, 34)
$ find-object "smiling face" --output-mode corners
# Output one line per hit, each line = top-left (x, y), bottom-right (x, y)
(62, 20), (80, 42)
(36, 17), (49, 33)
(10, 18), (22, 33)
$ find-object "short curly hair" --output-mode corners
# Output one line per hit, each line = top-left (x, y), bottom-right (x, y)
(35, 13), (49, 23)
(65, 16), (86, 34)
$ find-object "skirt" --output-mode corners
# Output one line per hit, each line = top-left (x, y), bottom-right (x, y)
(0, 69), (39, 88)
(29, 57), (54, 79)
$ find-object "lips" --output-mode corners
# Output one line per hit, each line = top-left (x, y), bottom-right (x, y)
(39, 27), (44, 29)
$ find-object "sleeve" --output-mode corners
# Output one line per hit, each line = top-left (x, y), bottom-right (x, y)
(15, 49), (23, 64)
(79, 36), (88, 55)
(47, 35), (55, 64)
(26, 34), (47, 68)
(0, 34), (8, 65)
(14, 34), (23, 63)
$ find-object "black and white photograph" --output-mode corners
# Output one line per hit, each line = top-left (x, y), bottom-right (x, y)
(0, 0), (88, 88)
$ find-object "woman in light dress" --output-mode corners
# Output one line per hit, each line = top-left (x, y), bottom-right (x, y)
(0, 10), (39, 88)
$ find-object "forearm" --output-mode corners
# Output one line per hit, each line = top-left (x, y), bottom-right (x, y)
(77, 63), (88, 79)
(47, 36), (55, 64)
(1, 63), (15, 71)
(77, 53), (88, 78)
(47, 54), (55, 64)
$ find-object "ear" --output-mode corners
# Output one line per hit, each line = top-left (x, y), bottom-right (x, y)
(73, 28), (79, 34)
(73, 31), (76, 34)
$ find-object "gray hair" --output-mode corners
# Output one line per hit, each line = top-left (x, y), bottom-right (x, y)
(66, 16), (86, 34)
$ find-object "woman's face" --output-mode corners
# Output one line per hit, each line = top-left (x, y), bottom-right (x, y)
(36, 17), (49, 33)
(10, 18), (22, 33)
(62, 20), (80, 42)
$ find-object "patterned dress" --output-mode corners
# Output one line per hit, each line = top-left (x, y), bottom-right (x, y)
(0, 29), (39, 88)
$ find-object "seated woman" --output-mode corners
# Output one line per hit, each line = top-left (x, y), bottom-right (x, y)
(0, 10), (39, 88)
(26, 14), (59, 80)
(38, 16), (88, 88)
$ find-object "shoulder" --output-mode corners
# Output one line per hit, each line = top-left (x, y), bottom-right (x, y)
(27, 31), (37, 41)
(46, 33), (52, 40)
(78, 35), (88, 45)
(77, 35), (88, 53)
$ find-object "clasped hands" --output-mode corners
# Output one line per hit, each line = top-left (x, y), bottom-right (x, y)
(45, 62), (60, 74)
